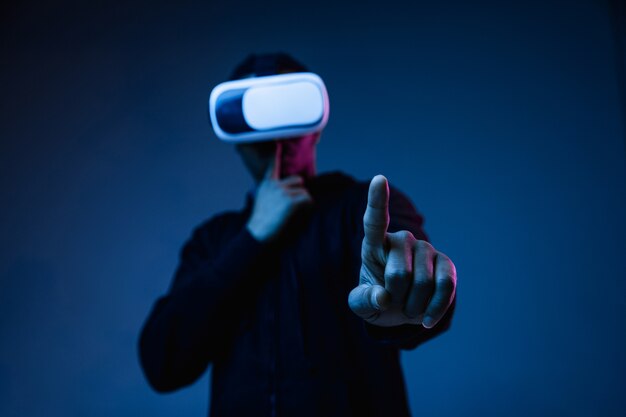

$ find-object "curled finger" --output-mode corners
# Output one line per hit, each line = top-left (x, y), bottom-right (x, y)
(403, 240), (435, 320)
(422, 251), (457, 328)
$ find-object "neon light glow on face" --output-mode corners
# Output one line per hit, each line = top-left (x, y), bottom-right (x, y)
(235, 132), (319, 181)
(278, 133), (318, 178)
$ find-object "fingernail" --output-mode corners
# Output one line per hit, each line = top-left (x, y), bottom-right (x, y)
(372, 294), (381, 310)
(375, 290), (390, 311)
(422, 316), (435, 329)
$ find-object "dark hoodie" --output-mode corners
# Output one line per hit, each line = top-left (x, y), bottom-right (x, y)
(138, 171), (455, 417)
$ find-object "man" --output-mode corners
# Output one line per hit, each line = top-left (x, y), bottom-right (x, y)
(139, 53), (457, 417)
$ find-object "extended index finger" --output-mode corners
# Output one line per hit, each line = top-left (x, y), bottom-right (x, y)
(363, 175), (390, 247)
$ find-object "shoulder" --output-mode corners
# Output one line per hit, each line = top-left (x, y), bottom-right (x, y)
(182, 207), (248, 258)
(194, 210), (243, 234)
(325, 172), (427, 240)
(315, 172), (417, 212)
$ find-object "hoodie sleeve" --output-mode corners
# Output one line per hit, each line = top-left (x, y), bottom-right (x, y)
(138, 217), (272, 392)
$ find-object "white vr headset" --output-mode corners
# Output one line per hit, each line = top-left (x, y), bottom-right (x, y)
(208, 72), (329, 143)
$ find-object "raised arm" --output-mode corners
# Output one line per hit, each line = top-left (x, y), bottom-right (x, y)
(138, 145), (312, 393)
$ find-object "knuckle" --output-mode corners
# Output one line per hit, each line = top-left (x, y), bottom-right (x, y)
(447, 259), (458, 277)
(363, 217), (386, 231)
(386, 267), (410, 284)
(361, 243), (373, 258)
(361, 246), (383, 266)
(364, 206), (388, 223)
(439, 276), (456, 294)
(412, 271), (434, 288)
(437, 250), (450, 260)
(443, 272), (457, 289)
(438, 251), (456, 268)
(392, 230), (408, 240)
(415, 239), (435, 254)
(390, 230), (416, 246)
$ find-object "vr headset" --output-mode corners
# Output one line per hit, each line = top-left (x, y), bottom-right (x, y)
(208, 72), (329, 143)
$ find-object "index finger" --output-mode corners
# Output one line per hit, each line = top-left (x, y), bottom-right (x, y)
(264, 141), (282, 180)
(363, 174), (390, 247)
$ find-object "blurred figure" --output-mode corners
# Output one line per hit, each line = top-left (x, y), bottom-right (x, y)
(139, 53), (457, 417)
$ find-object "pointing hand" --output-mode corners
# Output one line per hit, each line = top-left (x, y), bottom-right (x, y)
(348, 175), (457, 328)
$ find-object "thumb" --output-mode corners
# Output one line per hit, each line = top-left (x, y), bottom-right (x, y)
(348, 284), (391, 320)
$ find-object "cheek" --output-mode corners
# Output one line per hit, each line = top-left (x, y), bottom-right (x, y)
(282, 144), (311, 165)
(283, 135), (317, 157)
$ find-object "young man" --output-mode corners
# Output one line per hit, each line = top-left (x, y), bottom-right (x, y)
(139, 53), (457, 417)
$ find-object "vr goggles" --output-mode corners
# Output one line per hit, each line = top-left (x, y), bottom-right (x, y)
(208, 72), (329, 143)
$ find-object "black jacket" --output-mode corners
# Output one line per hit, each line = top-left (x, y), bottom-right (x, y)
(139, 172), (455, 417)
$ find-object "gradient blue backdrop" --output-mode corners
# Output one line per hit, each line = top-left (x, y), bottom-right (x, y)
(1, 0), (625, 416)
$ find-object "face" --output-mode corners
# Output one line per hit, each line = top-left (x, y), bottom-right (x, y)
(236, 132), (319, 182)
(233, 68), (319, 181)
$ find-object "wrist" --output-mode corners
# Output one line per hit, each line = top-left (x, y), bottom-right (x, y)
(246, 220), (269, 242)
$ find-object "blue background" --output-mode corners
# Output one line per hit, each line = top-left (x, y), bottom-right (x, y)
(1, 0), (625, 415)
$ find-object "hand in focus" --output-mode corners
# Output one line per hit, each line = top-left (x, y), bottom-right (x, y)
(246, 142), (313, 242)
(348, 175), (457, 328)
